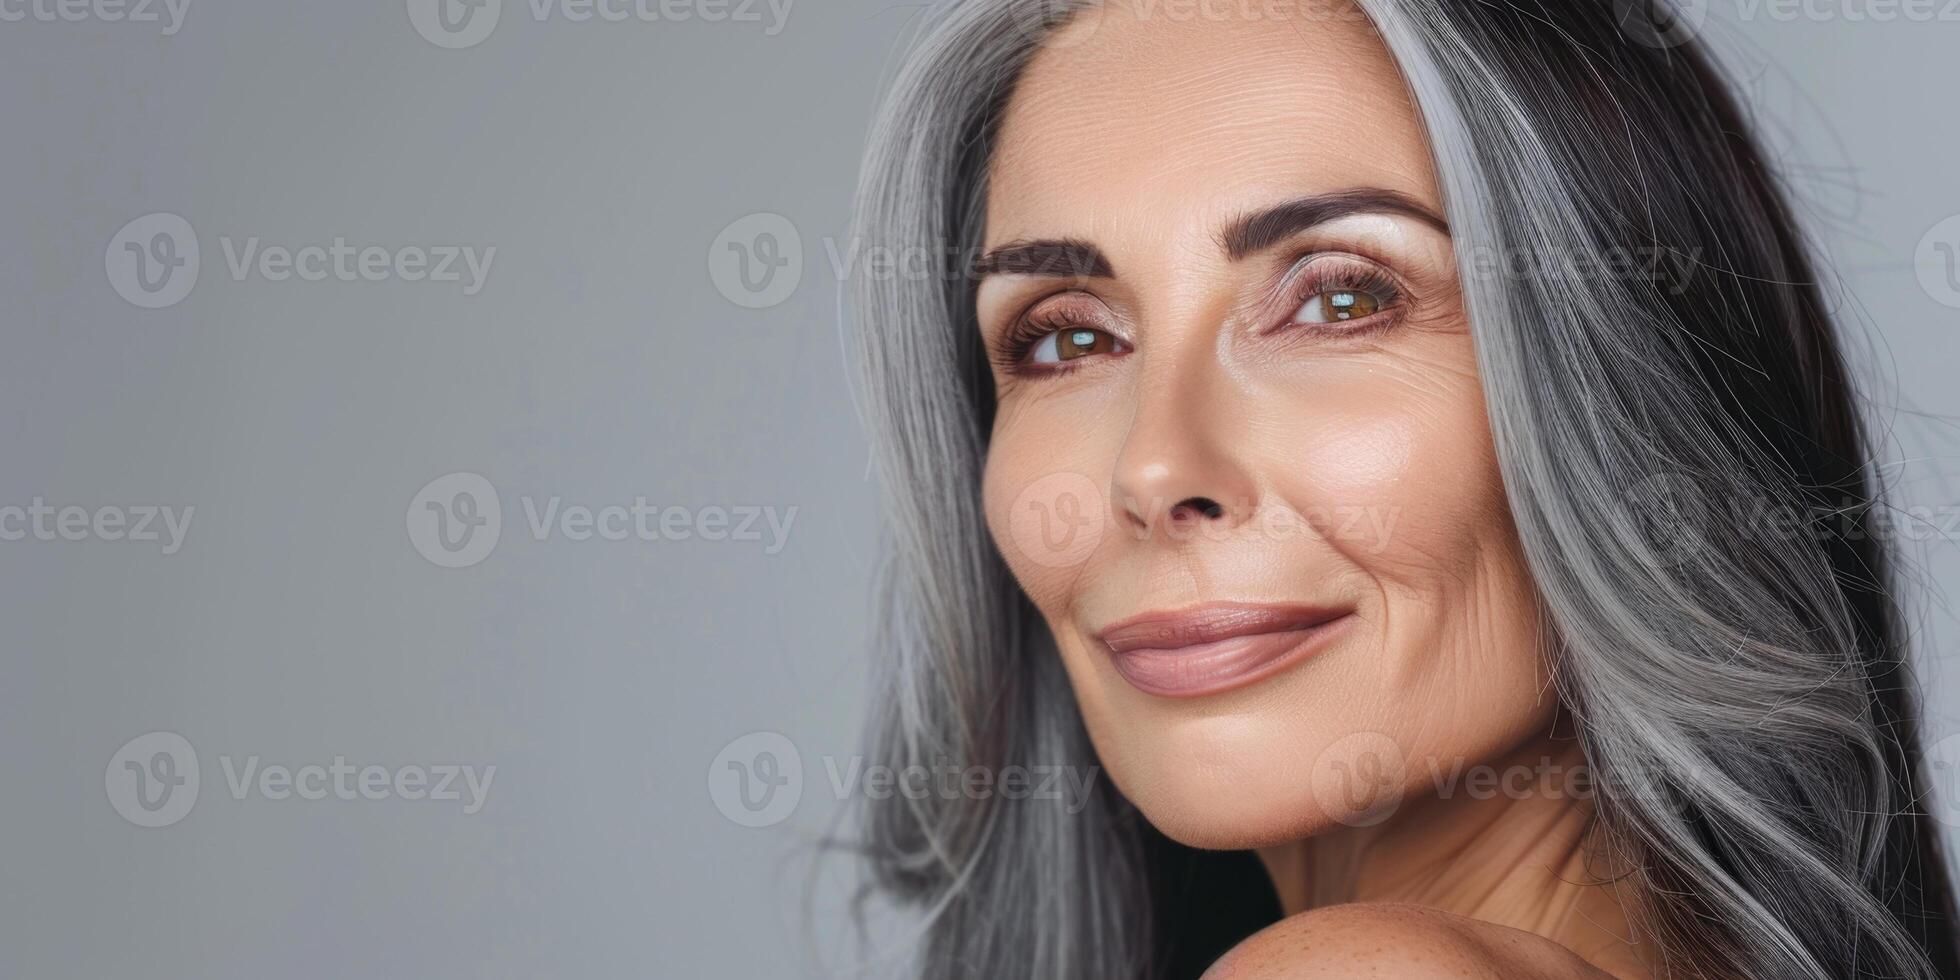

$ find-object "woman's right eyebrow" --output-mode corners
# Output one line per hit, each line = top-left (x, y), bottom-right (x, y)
(974, 238), (1113, 280)
(974, 187), (1447, 285)
(1220, 188), (1448, 259)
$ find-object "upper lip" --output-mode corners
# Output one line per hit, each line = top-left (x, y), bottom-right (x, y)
(1095, 601), (1351, 653)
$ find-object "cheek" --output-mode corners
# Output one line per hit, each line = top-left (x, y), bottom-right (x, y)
(1276, 354), (1513, 586)
(1319, 364), (1551, 754)
(981, 420), (1115, 614)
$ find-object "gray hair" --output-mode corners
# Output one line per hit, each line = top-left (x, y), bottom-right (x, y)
(845, 1), (1958, 977)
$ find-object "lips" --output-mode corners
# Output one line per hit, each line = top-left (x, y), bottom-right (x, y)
(1095, 602), (1353, 697)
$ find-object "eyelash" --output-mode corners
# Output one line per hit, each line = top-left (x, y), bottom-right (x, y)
(994, 254), (1408, 376)
(995, 298), (1114, 375)
(1277, 255), (1405, 335)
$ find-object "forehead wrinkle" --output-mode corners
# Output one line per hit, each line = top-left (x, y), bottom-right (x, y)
(1006, 1), (1411, 121)
(990, 31), (1430, 209)
(997, 66), (1392, 169)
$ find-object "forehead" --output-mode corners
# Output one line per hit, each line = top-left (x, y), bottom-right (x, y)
(985, 1), (1439, 245)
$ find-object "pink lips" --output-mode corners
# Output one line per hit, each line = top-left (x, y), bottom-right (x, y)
(1095, 602), (1353, 698)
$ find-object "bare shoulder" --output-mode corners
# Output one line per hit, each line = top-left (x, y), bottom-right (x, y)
(1201, 903), (1620, 980)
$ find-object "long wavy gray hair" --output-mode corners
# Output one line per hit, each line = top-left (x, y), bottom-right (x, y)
(844, 1), (1959, 977)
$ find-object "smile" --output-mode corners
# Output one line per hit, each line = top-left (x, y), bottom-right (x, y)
(1094, 602), (1354, 698)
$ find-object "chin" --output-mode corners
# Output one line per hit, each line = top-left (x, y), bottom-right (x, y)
(1129, 772), (1336, 852)
(1077, 682), (1400, 851)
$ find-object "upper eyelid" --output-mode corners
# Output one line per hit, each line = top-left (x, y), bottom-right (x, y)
(1255, 252), (1410, 334)
(996, 289), (1128, 343)
(982, 291), (1127, 374)
(983, 247), (1412, 345)
(1274, 250), (1404, 293)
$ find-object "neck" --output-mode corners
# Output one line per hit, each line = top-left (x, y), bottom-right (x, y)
(1257, 733), (1653, 974)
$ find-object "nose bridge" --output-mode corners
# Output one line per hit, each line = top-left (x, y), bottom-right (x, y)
(1109, 330), (1258, 532)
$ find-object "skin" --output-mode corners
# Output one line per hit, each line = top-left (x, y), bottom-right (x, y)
(974, 2), (1657, 976)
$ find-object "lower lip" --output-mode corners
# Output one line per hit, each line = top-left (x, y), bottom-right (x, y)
(1105, 615), (1354, 698)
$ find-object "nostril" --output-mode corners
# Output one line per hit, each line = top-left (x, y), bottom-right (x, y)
(1171, 496), (1226, 521)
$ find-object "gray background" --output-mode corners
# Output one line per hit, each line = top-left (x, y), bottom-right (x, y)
(0, 1), (1955, 977)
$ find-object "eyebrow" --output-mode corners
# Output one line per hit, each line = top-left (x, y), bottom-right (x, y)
(1220, 187), (1448, 259)
(972, 238), (1113, 280)
(973, 187), (1448, 284)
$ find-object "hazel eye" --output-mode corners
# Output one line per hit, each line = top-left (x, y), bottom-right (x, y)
(1029, 327), (1128, 365)
(1293, 287), (1387, 324)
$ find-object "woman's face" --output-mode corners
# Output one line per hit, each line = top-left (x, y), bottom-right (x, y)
(978, 0), (1555, 849)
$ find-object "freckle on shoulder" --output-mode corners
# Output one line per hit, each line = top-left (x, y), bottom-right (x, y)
(1201, 903), (1617, 980)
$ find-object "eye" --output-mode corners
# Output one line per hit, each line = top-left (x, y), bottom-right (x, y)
(992, 291), (1132, 376)
(1026, 326), (1129, 366)
(1295, 287), (1385, 323)
(1283, 255), (1404, 330)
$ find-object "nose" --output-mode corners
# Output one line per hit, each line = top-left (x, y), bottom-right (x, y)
(1110, 369), (1260, 537)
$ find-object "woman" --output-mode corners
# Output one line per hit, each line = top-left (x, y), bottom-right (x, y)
(845, 1), (1960, 976)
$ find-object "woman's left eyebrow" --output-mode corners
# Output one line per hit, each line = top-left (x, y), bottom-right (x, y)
(974, 238), (1114, 280)
(1219, 187), (1449, 259)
